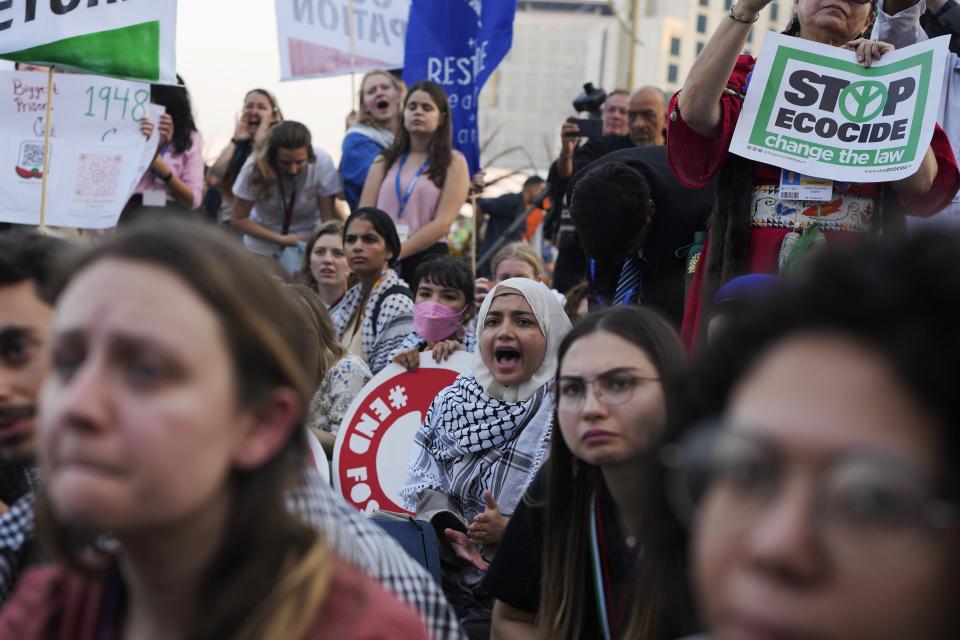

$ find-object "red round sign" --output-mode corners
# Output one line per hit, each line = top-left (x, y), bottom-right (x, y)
(333, 352), (471, 515)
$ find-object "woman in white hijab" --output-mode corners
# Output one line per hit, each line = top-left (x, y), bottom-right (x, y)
(401, 278), (572, 639)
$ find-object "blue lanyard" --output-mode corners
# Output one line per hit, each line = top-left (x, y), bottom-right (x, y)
(394, 152), (429, 221)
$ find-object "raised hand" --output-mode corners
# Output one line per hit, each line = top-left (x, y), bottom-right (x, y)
(467, 491), (509, 546)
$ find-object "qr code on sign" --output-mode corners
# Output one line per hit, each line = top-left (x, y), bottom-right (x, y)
(19, 141), (45, 171)
(75, 153), (123, 201)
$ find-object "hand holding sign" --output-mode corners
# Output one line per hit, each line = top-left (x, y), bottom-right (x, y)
(467, 491), (509, 546)
(844, 38), (896, 68)
(729, 33), (950, 183)
(157, 113), (174, 147)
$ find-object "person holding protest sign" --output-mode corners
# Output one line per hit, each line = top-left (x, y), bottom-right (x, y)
(207, 88), (283, 223)
(485, 306), (696, 640)
(669, 0), (960, 348)
(390, 256), (477, 372)
(666, 231), (960, 640)
(400, 278), (571, 639)
(0, 222), (429, 639)
(128, 79), (204, 215)
(359, 81), (471, 286)
(340, 70), (405, 212)
(329, 208), (415, 375)
(231, 121), (340, 262)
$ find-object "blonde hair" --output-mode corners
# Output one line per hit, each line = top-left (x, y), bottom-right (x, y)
(356, 69), (405, 132)
(491, 242), (543, 279)
(286, 284), (346, 390)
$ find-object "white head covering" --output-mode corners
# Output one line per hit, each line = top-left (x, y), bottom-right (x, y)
(472, 278), (572, 403)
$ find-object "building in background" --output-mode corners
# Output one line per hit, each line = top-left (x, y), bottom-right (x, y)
(479, 0), (786, 171)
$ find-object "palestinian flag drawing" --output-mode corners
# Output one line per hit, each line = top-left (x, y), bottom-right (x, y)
(0, 1), (177, 83)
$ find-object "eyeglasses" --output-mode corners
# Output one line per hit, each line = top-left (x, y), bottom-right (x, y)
(556, 369), (660, 413)
(662, 423), (960, 562)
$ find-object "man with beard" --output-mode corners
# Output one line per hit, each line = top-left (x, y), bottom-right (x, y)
(548, 87), (668, 292)
(0, 232), (65, 600)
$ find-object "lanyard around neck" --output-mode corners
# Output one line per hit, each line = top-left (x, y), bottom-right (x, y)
(277, 178), (297, 236)
(394, 152), (429, 221)
(590, 488), (615, 640)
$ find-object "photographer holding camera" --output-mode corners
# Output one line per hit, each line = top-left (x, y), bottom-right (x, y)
(548, 84), (668, 292)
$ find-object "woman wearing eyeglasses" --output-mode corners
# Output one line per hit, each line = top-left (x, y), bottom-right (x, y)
(485, 306), (697, 640)
(670, 0), (960, 349)
(664, 231), (960, 640)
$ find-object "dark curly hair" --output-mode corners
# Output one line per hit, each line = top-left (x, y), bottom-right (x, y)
(0, 232), (68, 304)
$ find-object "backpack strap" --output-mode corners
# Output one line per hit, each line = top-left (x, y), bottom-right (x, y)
(371, 284), (413, 339)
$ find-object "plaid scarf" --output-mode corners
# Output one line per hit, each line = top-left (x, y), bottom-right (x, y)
(400, 374), (553, 523)
(329, 268), (415, 374)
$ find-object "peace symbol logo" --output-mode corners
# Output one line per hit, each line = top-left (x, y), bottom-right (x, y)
(838, 81), (888, 123)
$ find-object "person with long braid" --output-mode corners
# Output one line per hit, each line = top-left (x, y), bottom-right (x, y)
(669, 0), (960, 348)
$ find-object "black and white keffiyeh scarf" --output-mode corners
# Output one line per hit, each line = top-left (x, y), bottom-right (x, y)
(400, 374), (554, 523)
(329, 268), (415, 374)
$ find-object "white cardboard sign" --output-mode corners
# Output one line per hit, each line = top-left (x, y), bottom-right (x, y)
(276, 0), (409, 80)
(0, 70), (158, 228)
(333, 350), (471, 516)
(730, 33), (949, 182)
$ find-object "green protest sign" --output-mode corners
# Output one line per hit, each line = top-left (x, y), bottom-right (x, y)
(730, 33), (949, 182)
(0, 1), (177, 83)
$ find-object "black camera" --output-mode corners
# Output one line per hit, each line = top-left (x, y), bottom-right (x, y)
(572, 83), (607, 118)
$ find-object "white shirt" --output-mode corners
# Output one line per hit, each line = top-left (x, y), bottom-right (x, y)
(232, 148), (341, 256)
(873, 0), (960, 225)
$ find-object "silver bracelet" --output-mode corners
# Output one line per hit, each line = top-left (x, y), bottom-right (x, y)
(728, 3), (759, 24)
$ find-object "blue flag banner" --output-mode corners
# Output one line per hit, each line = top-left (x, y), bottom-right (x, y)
(403, 0), (517, 174)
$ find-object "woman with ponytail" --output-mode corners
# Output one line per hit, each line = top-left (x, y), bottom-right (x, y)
(0, 219), (427, 640)
(668, 0), (960, 349)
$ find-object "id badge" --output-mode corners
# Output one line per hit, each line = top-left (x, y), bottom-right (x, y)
(396, 223), (410, 244)
(142, 189), (167, 207)
(779, 170), (833, 202)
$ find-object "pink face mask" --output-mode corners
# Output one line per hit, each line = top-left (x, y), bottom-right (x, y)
(414, 300), (463, 343)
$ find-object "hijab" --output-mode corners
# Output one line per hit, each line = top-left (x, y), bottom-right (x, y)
(472, 278), (572, 403)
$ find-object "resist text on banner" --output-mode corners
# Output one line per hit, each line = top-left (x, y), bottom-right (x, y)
(0, 1), (177, 83)
(0, 70), (158, 229)
(403, 0), (517, 174)
(729, 33), (949, 182)
(276, 0), (409, 81)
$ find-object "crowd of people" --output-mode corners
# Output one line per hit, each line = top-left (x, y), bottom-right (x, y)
(0, 0), (959, 638)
